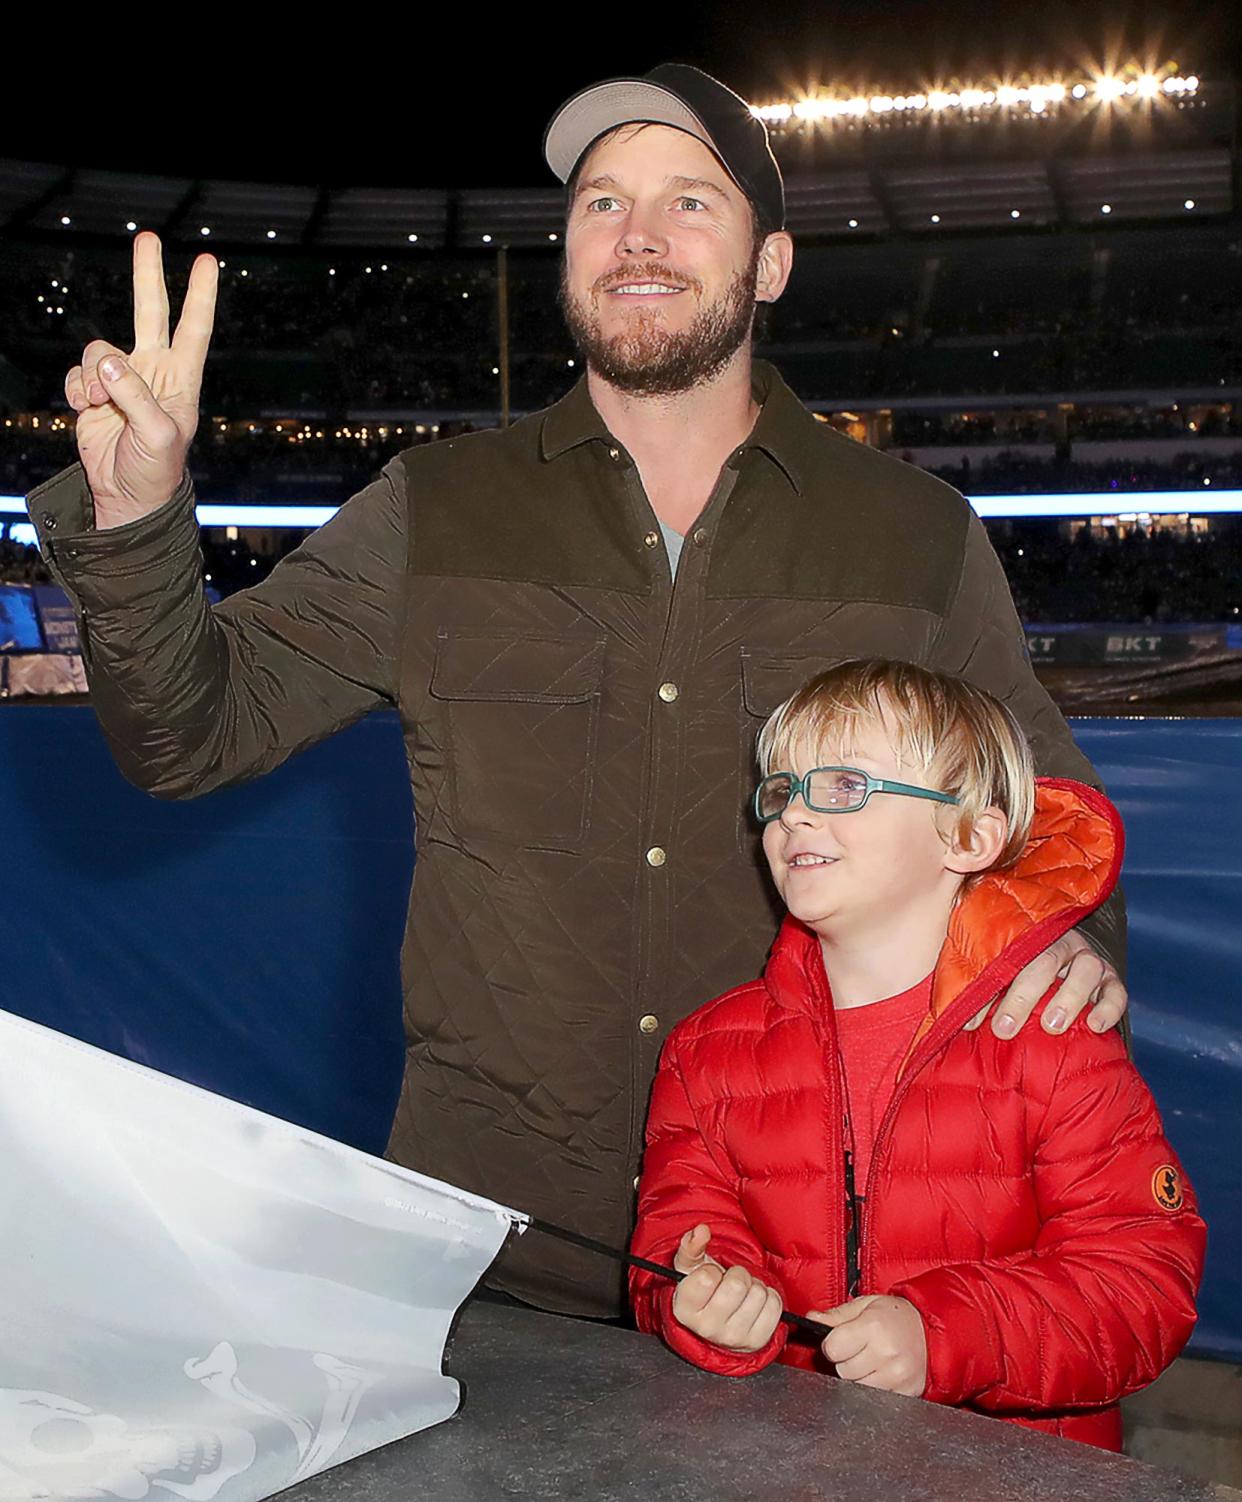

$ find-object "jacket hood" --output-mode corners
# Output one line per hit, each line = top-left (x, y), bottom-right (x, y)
(765, 777), (1125, 1058)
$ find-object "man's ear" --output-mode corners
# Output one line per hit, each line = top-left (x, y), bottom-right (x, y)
(944, 806), (1009, 876)
(755, 231), (794, 304)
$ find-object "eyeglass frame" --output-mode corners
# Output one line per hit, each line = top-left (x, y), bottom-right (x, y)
(754, 765), (960, 823)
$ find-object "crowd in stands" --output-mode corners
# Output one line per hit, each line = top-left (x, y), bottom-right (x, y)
(4, 222), (1240, 415)
(6, 514), (1241, 626)
(992, 522), (1242, 624)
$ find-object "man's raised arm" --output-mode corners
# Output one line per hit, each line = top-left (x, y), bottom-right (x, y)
(28, 232), (407, 799)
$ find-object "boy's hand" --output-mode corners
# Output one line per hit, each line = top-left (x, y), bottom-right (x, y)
(808, 1295), (928, 1396)
(965, 928), (1126, 1039)
(671, 1224), (784, 1354)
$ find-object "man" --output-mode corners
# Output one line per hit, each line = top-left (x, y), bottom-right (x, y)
(30, 65), (1126, 1319)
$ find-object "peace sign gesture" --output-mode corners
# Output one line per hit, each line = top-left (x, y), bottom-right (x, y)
(65, 231), (218, 530)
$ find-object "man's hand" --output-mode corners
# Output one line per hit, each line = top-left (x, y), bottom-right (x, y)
(964, 927), (1127, 1039)
(671, 1223), (784, 1354)
(809, 1295), (927, 1396)
(64, 232), (219, 530)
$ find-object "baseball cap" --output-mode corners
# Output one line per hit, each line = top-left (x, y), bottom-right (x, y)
(543, 63), (785, 232)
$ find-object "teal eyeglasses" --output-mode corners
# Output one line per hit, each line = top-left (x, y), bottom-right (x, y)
(754, 766), (960, 822)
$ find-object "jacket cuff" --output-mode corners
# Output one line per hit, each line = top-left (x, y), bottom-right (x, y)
(28, 465), (200, 608)
(888, 1269), (1005, 1405)
(653, 1283), (789, 1378)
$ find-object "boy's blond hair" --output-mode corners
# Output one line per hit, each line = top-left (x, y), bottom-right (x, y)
(756, 659), (1036, 869)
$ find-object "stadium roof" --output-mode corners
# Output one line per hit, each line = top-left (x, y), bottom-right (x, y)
(0, 146), (1234, 252)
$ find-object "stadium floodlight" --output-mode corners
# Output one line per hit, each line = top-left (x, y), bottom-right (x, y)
(126, 220), (137, 231)
(1184, 199), (1196, 210)
(60, 216), (70, 226)
(848, 218), (859, 228)
(1101, 203), (1112, 214)
(1010, 209), (1021, 219)
(200, 226), (211, 236)
(752, 69), (1196, 131)
(930, 213), (941, 223)
(408, 233), (419, 243)
(266, 229), (277, 239)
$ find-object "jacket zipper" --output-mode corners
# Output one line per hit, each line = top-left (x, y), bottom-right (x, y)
(843, 1122), (862, 1297)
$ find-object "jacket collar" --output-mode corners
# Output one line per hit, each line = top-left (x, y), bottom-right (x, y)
(539, 360), (812, 495)
(764, 778), (1125, 1053)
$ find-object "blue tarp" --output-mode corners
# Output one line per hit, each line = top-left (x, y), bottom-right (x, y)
(1, 708), (1238, 1360)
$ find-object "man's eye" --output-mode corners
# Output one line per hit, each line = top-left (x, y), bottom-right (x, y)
(587, 197), (617, 213)
(677, 197), (705, 211)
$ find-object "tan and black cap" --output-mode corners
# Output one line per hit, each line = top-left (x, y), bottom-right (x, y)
(543, 63), (785, 231)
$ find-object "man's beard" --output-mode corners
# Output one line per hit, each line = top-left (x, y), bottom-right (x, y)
(558, 250), (760, 398)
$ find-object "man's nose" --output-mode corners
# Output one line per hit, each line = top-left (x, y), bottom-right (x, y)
(615, 208), (668, 258)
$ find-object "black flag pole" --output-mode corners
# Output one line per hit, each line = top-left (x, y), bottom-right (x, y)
(525, 1215), (828, 1343)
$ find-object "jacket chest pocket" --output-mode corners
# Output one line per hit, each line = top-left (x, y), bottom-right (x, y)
(738, 652), (844, 852)
(430, 631), (607, 854)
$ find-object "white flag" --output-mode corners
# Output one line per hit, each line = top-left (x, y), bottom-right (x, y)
(0, 1009), (526, 1502)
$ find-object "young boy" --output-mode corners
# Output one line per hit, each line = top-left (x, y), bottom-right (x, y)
(630, 659), (1204, 1452)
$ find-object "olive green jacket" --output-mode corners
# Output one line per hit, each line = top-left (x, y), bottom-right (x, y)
(28, 362), (1124, 1317)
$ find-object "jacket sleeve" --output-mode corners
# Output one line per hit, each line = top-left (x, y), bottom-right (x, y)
(929, 509), (1126, 975)
(26, 460), (407, 799)
(888, 1023), (1205, 1413)
(630, 1029), (790, 1378)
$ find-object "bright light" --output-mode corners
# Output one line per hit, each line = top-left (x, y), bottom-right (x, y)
(753, 69), (1197, 130)
(930, 213), (941, 223)
(126, 220), (137, 231)
(266, 229), (277, 239)
(548, 232), (559, 241)
(329, 268), (336, 275)
(482, 234), (492, 244)
(1010, 209), (1021, 219)
(1101, 203), (1112, 214)
(847, 218), (858, 228)
(60, 215), (70, 226)
(408, 233), (419, 242)
(200, 226), (211, 236)
(1184, 199), (1196, 210)
(240, 269), (249, 277)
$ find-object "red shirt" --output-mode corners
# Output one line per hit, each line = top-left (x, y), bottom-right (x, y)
(835, 974), (933, 1194)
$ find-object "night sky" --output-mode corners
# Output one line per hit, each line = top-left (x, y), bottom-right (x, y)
(9, 0), (1234, 188)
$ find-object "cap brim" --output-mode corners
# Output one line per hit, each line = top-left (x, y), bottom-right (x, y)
(543, 78), (718, 183)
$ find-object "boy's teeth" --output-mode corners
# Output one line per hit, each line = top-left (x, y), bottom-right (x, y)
(791, 854), (833, 866)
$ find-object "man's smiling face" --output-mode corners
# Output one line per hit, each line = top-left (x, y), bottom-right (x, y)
(559, 123), (775, 396)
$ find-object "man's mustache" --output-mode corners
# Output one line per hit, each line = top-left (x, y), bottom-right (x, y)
(591, 263), (702, 296)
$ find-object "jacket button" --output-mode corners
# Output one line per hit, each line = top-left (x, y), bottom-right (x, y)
(645, 846), (667, 868)
(608, 446), (621, 461)
(633, 1175), (641, 1191)
(692, 528), (708, 546)
(41, 512), (57, 531)
(657, 681), (679, 703)
(643, 530), (659, 549)
(638, 1014), (659, 1035)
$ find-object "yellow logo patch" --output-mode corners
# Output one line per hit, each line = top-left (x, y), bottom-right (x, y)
(1152, 1165), (1184, 1212)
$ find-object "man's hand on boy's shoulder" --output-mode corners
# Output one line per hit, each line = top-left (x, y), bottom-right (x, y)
(965, 928), (1127, 1041)
(671, 1224), (784, 1355)
(809, 1295), (928, 1397)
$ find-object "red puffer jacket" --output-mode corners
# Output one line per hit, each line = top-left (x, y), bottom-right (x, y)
(631, 780), (1205, 1452)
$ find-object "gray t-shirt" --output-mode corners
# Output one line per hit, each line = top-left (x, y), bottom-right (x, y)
(660, 518), (685, 578)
